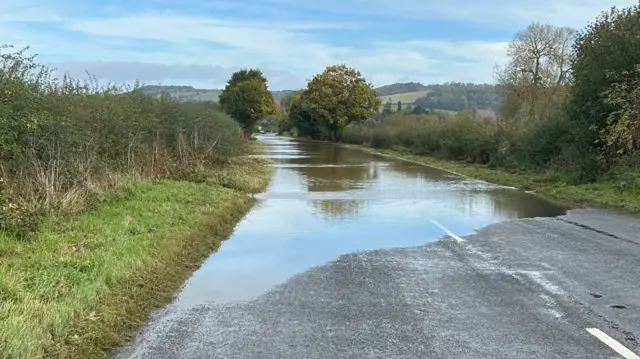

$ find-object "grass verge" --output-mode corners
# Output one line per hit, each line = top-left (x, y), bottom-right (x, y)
(0, 157), (271, 359)
(344, 144), (640, 213)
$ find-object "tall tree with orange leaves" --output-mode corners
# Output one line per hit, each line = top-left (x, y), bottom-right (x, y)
(300, 64), (380, 141)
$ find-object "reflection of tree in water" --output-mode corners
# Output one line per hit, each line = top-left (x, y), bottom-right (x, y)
(302, 164), (379, 192)
(385, 161), (459, 182)
(293, 141), (375, 166)
(294, 147), (380, 192)
(310, 199), (362, 220)
(293, 141), (566, 220)
(293, 143), (377, 217)
(445, 188), (566, 219)
(487, 189), (566, 219)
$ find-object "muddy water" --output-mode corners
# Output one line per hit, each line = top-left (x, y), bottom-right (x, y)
(174, 134), (566, 307)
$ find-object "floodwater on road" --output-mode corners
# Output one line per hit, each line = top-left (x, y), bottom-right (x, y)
(174, 134), (567, 307)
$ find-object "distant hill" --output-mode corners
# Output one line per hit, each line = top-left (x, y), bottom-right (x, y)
(375, 82), (427, 96)
(270, 90), (295, 104)
(375, 82), (500, 117)
(412, 83), (500, 113)
(377, 90), (431, 105)
(138, 82), (500, 118)
(139, 85), (220, 102)
(138, 85), (295, 105)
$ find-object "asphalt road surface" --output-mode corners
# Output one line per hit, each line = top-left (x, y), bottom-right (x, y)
(115, 208), (640, 359)
(115, 137), (640, 359)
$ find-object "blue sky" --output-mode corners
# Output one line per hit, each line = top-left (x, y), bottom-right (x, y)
(2, 0), (637, 90)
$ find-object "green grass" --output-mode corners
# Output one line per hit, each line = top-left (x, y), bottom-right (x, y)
(375, 91), (497, 118)
(475, 109), (497, 119)
(377, 90), (431, 104)
(0, 157), (271, 359)
(188, 91), (222, 102)
(436, 108), (496, 118)
(345, 144), (640, 213)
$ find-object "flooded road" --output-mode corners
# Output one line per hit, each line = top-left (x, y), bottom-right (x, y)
(118, 135), (640, 359)
(174, 135), (565, 307)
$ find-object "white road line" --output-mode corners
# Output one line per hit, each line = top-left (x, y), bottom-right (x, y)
(586, 328), (640, 359)
(431, 220), (465, 242)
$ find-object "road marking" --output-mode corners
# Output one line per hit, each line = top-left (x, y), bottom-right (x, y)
(431, 220), (465, 242)
(586, 328), (640, 359)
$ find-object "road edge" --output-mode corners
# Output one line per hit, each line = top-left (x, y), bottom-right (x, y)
(63, 159), (272, 359)
(337, 142), (640, 213)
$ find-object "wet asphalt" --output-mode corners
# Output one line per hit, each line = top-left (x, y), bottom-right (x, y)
(114, 136), (640, 359)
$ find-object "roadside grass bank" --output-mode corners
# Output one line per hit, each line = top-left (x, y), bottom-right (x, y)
(343, 143), (640, 213)
(0, 156), (272, 359)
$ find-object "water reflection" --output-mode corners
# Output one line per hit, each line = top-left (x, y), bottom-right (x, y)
(300, 163), (379, 192)
(175, 135), (567, 306)
(310, 199), (363, 220)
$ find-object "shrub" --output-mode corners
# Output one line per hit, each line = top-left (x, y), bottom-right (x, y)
(344, 112), (498, 165)
(0, 45), (247, 236)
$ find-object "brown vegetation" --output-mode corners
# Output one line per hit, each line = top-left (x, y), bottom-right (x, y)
(0, 45), (247, 238)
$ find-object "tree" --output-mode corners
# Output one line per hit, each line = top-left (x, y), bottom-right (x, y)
(381, 99), (394, 117)
(412, 105), (427, 114)
(218, 69), (277, 135)
(601, 65), (640, 157)
(279, 92), (295, 112)
(396, 101), (402, 112)
(300, 64), (380, 141)
(507, 22), (574, 86)
(494, 22), (575, 122)
(276, 90), (303, 134)
(226, 68), (267, 88)
(258, 115), (279, 133)
(289, 90), (322, 139)
(568, 3), (640, 156)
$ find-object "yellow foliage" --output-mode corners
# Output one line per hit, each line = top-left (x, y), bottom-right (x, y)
(298, 64), (380, 140)
(218, 69), (278, 133)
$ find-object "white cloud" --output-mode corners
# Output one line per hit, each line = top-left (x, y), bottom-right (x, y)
(51, 61), (231, 82)
(3, 13), (508, 88)
(3, 0), (635, 89)
(265, 0), (638, 30)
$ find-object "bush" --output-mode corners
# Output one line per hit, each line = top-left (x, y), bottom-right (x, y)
(567, 3), (640, 164)
(500, 106), (574, 169)
(0, 45), (248, 236)
(336, 4), (640, 190)
(343, 112), (498, 165)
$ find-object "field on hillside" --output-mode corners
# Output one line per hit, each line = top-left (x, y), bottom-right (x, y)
(377, 90), (430, 104)
(476, 109), (497, 119)
(142, 88), (222, 102)
(188, 91), (222, 102)
(432, 108), (497, 119)
(140, 86), (292, 104)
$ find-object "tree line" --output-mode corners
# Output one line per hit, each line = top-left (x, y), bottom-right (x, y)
(240, 3), (639, 190)
(375, 82), (426, 96)
(414, 83), (500, 113)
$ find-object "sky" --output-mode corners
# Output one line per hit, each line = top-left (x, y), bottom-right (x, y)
(2, 0), (638, 90)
